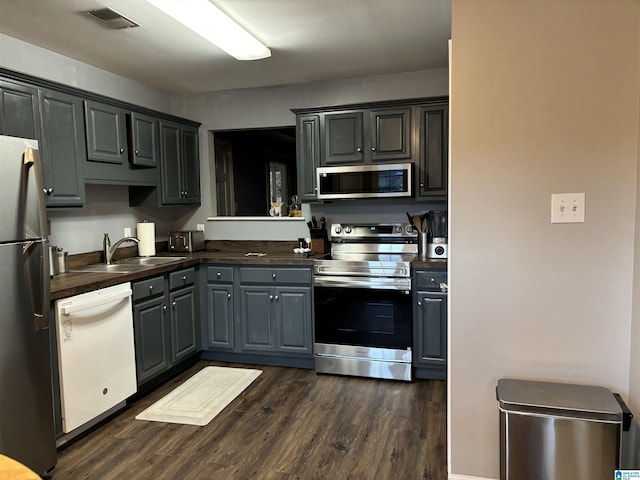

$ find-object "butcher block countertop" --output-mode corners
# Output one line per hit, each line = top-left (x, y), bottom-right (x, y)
(50, 240), (315, 300)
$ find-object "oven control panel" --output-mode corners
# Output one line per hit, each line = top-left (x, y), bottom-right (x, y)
(330, 223), (417, 241)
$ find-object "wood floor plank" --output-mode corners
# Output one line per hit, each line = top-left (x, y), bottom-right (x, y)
(52, 361), (446, 480)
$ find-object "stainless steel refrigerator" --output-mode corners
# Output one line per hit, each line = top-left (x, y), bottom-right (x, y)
(0, 135), (57, 474)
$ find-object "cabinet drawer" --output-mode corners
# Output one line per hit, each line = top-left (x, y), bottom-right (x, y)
(414, 270), (447, 291)
(239, 267), (311, 285)
(170, 267), (196, 290)
(207, 265), (234, 283)
(133, 275), (165, 301)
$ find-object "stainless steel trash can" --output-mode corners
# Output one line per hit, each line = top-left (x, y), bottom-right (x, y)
(497, 378), (626, 480)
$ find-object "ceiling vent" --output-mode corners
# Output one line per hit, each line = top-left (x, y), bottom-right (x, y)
(85, 8), (139, 29)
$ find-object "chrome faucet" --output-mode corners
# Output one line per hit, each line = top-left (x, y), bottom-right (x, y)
(103, 233), (140, 265)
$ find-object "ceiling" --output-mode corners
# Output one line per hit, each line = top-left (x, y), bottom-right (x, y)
(0, 0), (451, 95)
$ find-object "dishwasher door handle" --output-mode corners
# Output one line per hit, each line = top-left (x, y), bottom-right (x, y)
(60, 288), (132, 315)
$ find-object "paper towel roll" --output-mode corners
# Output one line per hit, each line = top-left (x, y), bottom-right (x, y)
(137, 222), (156, 257)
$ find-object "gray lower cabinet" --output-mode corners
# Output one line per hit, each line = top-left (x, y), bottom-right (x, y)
(204, 264), (314, 366)
(0, 79), (40, 139)
(38, 89), (86, 207)
(133, 267), (199, 386)
(413, 269), (447, 379)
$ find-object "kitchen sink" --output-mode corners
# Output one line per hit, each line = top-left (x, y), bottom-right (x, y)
(69, 264), (148, 274)
(115, 256), (187, 266)
(70, 257), (187, 274)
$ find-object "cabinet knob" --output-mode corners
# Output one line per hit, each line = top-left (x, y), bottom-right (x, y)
(371, 146), (376, 151)
(163, 305), (167, 311)
(356, 147), (362, 153)
(417, 301), (423, 306)
(119, 148), (124, 154)
(182, 275), (187, 281)
(172, 301), (176, 307)
(217, 272), (222, 278)
(227, 293), (231, 299)
(274, 295), (279, 301)
(135, 149), (140, 155)
(272, 273), (276, 279)
(149, 285), (153, 291)
(269, 294), (274, 301)
(43, 187), (53, 195)
(420, 183), (425, 187)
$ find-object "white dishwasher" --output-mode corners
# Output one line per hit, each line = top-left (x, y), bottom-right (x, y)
(55, 282), (137, 433)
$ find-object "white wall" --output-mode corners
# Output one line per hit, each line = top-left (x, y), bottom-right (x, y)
(169, 68), (449, 238)
(450, 1), (640, 478)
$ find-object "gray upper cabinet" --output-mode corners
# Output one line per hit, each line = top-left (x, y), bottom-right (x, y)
(370, 107), (411, 162)
(0, 80), (40, 140)
(417, 104), (448, 198)
(321, 107), (411, 165)
(84, 100), (128, 164)
(129, 112), (159, 167)
(295, 114), (320, 201)
(323, 111), (364, 164)
(159, 121), (200, 205)
(38, 89), (86, 207)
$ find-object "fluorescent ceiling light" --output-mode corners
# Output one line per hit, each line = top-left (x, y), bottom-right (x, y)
(145, 0), (271, 60)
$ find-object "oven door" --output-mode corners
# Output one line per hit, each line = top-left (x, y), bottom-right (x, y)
(314, 283), (412, 350)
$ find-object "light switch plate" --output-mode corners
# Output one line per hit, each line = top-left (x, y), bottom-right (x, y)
(551, 193), (585, 223)
(196, 224), (205, 232)
(124, 227), (132, 237)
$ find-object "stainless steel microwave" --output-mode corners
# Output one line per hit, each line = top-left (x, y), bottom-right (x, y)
(316, 163), (412, 200)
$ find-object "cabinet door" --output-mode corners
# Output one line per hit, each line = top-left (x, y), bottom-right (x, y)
(181, 126), (200, 204)
(0, 80), (40, 140)
(296, 114), (320, 201)
(322, 111), (364, 164)
(414, 291), (447, 366)
(239, 286), (276, 352)
(84, 100), (128, 164)
(170, 286), (197, 363)
(207, 284), (234, 350)
(130, 112), (159, 167)
(417, 105), (448, 197)
(369, 107), (411, 162)
(133, 296), (170, 385)
(159, 120), (183, 204)
(276, 286), (312, 355)
(39, 89), (86, 207)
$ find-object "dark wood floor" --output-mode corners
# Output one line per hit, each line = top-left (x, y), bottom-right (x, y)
(51, 361), (447, 480)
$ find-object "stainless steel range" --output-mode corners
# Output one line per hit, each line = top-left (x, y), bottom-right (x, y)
(313, 222), (417, 381)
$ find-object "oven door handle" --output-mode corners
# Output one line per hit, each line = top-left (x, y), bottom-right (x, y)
(314, 275), (411, 292)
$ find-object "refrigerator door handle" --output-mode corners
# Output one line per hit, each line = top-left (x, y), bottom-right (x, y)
(24, 240), (50, 331)
(23, 147), (49, 238)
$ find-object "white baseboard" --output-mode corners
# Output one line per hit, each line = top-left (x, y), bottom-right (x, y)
(449, 474), (497, 480)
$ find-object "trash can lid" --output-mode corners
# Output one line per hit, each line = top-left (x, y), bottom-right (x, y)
(497, 378), (622, 422)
